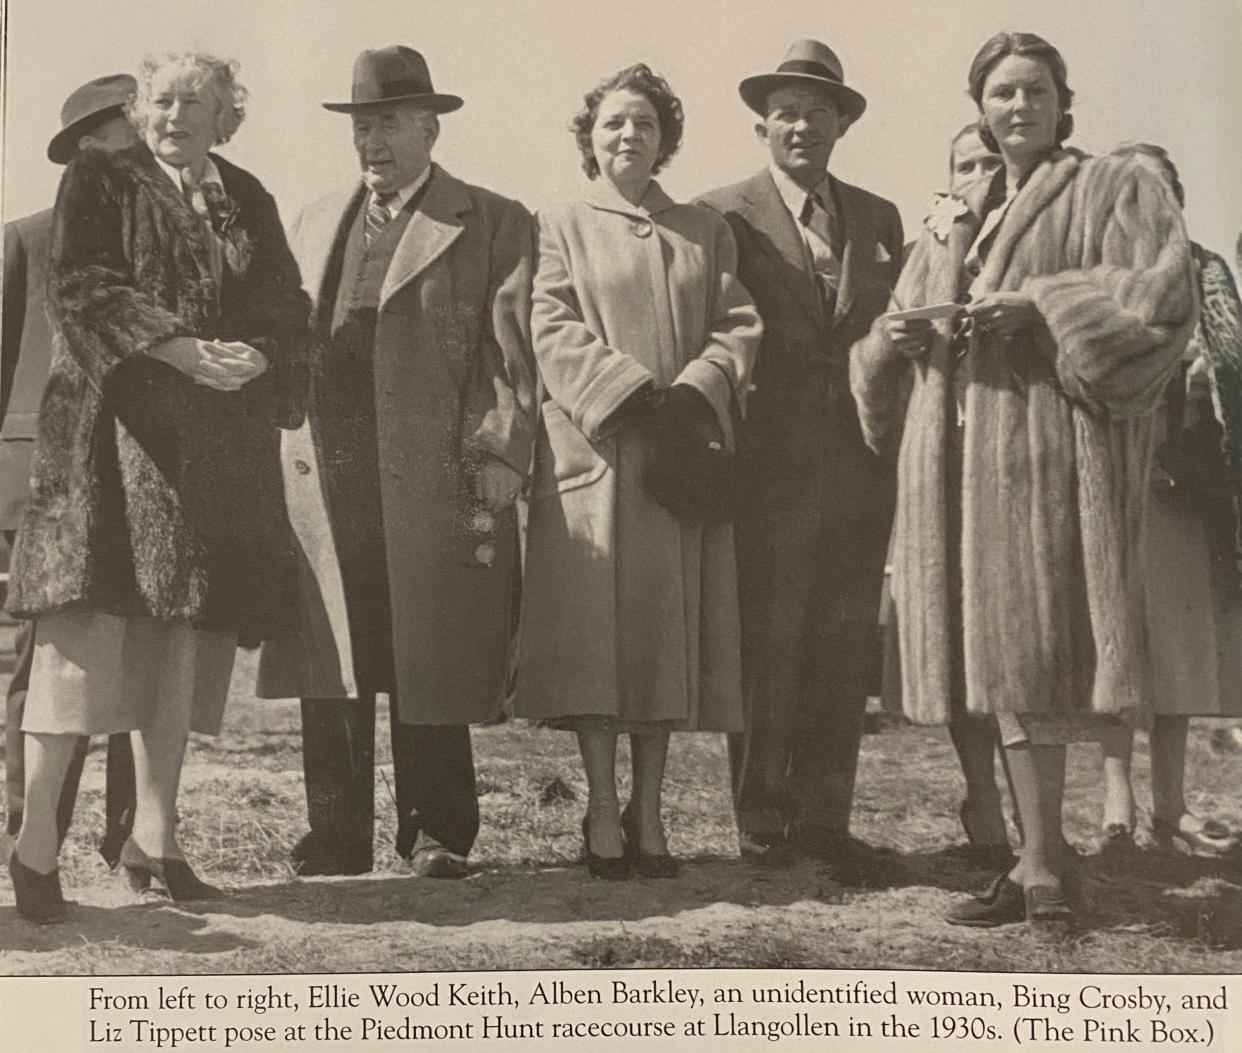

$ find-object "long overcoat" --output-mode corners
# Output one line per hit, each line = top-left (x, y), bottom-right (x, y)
(256, 167), (537, 725)
(6, 145), (310, 646)
(850, 151), (1197, 725)
(513, 180), (761, 728)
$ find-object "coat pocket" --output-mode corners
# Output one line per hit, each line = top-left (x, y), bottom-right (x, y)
(531, 400), (608, 498)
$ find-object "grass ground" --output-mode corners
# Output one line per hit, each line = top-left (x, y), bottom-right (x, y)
(2, 642), (1242, 976)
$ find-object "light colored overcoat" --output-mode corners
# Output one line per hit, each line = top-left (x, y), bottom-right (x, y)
(851, 152), (1196, 726)
(257, 167), (536, 724)
(514, 180), (761, 728)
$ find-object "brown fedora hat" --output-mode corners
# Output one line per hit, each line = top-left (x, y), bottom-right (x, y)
(47, 73), (137, 165)
(323, 45), (463, 114)
(739, 39), (866, 124)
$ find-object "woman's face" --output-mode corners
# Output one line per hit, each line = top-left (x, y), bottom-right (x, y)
(950, 130), (1003, 194)
(979, 54), (1060, 165)
(590, 89), (661, 191)
(144, 67), (220, 169)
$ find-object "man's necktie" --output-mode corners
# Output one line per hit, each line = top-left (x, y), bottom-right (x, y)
(800, 191), (841, 318)
(365, 193), (397, 246)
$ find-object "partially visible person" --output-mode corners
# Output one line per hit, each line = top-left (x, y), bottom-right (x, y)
(257, 46), (535, 880)
(696, 40), (902, 880)
(515, 62), (760, 879)
(852, 31), (1196, 936)
(6, 51), (309, 923)
(1098, 142), (1242, 857)
(2, 74), (144, 870)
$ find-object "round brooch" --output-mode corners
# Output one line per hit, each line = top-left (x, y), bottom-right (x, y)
(630, 219), (653, 238)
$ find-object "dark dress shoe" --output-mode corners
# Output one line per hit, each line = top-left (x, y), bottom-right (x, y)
(944, 875), (1025, 927)
(119, 839), (225, 901)
(620, 805), (679, 879)
(9, 852), (68, 924)
(738, 830), (786, 861)
(290, 832), (372, 877)
(581, 816), (630, 880)
(409, 847), (470, 880)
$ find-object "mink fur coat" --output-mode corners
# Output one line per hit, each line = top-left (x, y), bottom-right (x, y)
(6, 144), (310, 646)
(850, 151), (1197, 726)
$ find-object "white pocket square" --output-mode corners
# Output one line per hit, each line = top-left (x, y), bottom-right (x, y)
(875, 243), (892, 263)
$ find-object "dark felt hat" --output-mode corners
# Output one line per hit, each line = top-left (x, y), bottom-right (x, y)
(323, 45), (462, 113)
(739, 39), (866, 124)
(47, 73), (137, 164)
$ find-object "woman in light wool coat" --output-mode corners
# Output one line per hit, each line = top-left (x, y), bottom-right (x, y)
(851, 32), (1196, 933)
(514, 64), (760, 879)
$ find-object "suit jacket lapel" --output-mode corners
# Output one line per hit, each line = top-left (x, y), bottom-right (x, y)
(299, 184), (364, 330)
(380, 166), (469, 309)
(741, 170), (823, 324)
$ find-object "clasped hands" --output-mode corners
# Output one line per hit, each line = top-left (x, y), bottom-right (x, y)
(884, 292), (1041, 360)
(150, 336), (269, 391)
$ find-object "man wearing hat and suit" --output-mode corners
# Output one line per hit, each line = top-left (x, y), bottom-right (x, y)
(697, 40), (902, 878)
(258, 46), (535, 879)
(3, 74), (143, 865)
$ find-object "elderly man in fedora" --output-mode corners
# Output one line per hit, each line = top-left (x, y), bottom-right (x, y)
(258, 46), (535, 879)
(3, 74), (143, 868)
(697, 40), (903, 880)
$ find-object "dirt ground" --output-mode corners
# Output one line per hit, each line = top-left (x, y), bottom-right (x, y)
(3, 638), (1242, 977)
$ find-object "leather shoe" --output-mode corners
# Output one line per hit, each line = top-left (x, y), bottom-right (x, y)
(738, 830), (785, 860)
(290, 832), (372, 877)
(944, 875), (1025, 927)
(409, 847), (470, 880)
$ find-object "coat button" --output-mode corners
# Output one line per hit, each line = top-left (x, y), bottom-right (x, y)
(630, 219), (653, 238)
(294, 459), (311, 475)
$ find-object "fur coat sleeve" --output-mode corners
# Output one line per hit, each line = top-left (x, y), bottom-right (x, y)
(48, 151), (194, 387)
(1025, 156), (1197, 418)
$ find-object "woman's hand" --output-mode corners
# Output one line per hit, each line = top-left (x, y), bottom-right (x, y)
(148, 337), (267, 391)
(884, 316), (935, 360)
(966, 292), (1042, 338)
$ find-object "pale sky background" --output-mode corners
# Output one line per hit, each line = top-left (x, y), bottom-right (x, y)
(2, 0), (1240, 266)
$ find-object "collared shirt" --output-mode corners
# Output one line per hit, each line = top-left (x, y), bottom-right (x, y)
(157, 155), (226, 286)
(769, 162), (841, 278)
(366, 164), (433, 223)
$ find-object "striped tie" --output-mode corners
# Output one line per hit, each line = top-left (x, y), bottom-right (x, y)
(800, 191), (841, 317)
(364, 192), (397, 246)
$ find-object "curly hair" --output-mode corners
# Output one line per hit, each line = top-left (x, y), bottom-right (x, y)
(134, 51), (248, 146)
(968, 31), (1074, 152)
(571, 63), (684, 180)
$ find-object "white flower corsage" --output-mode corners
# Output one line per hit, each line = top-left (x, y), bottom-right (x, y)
(924, 192), (969, 243)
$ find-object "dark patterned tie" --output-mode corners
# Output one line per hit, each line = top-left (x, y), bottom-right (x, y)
(800, 191), (841, 318)
(365, 192), (397, 246)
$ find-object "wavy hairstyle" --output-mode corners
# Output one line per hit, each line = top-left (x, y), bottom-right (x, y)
(133, 51), (248, 146)
(572, 63), (684, 180)
(968, 31), (1074, 153)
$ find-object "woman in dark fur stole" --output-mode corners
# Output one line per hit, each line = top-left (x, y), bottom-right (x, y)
(6, 52), (309, 922)
(1098, 143), (1242, 859)
(852, 31), (1197, 936)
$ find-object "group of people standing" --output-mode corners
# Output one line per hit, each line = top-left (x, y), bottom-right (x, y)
(2, 29), (1238, 941)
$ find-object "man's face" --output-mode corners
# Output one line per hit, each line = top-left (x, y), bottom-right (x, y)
(756, 84), (843, 188)
(80, 113), (141, 154)
(351, 104), (437, 194)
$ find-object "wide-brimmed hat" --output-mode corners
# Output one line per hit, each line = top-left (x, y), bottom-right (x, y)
(323, 45), (462, 114)
(47, 73), (137, 164)
(739, 39), (866, 124)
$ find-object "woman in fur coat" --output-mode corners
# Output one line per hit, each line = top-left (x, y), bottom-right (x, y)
(6, 52), (309, 921)
(851, 32), (1196, 934)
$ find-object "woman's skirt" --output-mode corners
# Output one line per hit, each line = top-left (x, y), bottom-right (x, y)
(21, 610), (237, 736)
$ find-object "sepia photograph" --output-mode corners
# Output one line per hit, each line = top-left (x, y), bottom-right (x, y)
(1, 0), (1241, 1036)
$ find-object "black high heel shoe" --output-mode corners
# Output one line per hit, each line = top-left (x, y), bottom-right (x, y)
(8, 851), (68, 924)
(580, 816), (630, 880)
(620, 804), (679, 879)
(120, 839), (226, 901)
